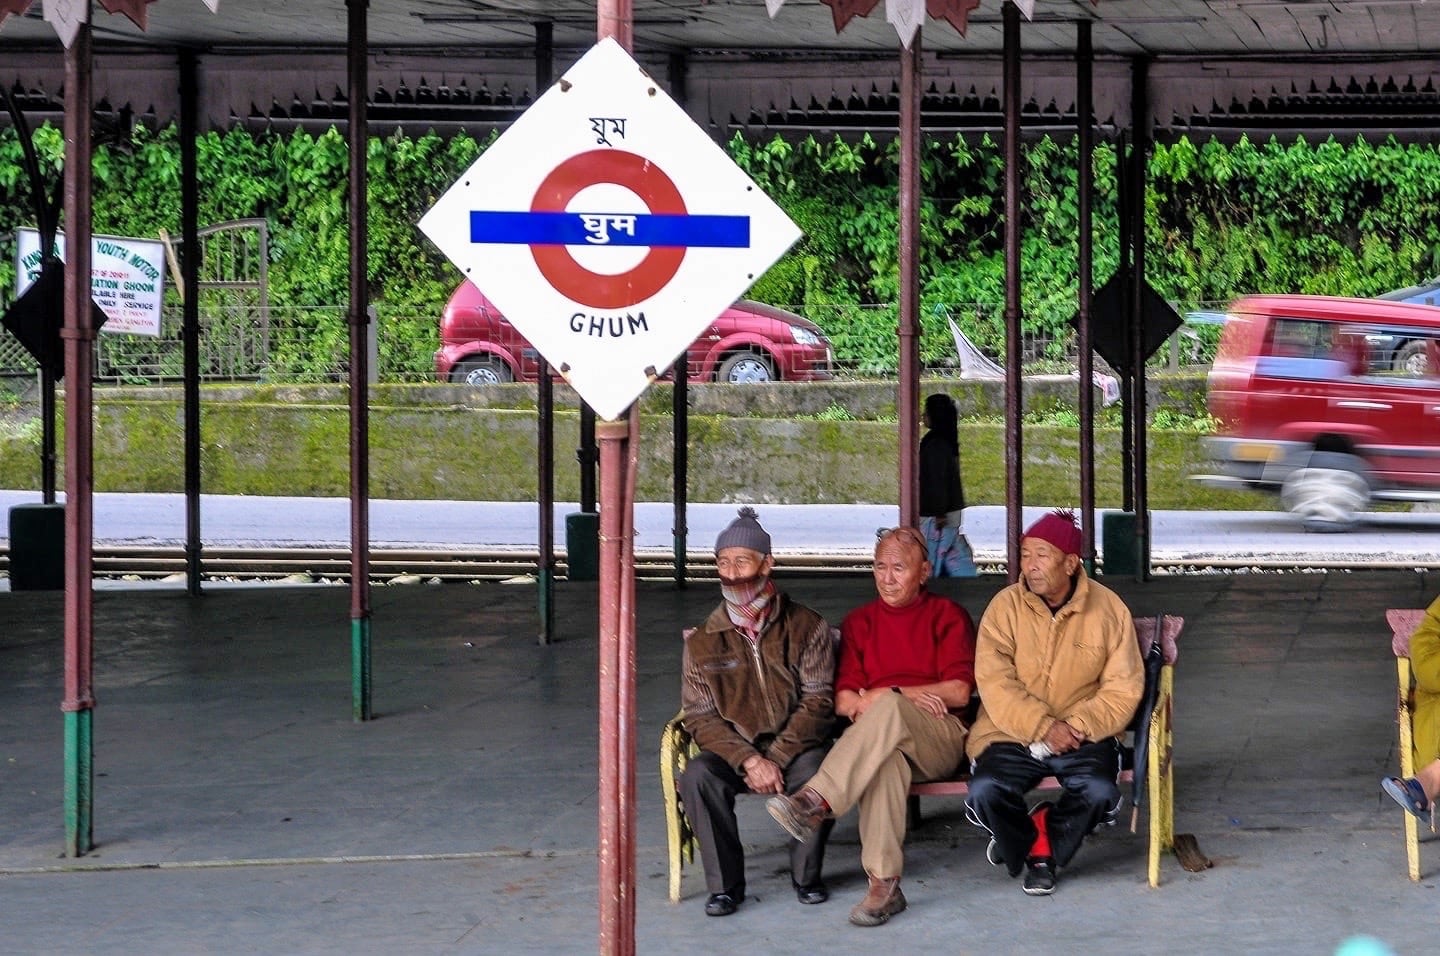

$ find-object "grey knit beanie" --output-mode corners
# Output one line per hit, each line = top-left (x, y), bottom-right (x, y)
(715, 506), (771, 556)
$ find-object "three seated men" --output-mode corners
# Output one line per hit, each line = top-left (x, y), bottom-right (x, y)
(682, 509), (1145, 922)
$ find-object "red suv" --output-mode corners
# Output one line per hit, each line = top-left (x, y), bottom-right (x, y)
(434, 281), (833, 385)
(1200, 294), (1440, 530)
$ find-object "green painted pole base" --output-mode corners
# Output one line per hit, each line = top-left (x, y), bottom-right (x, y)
(64, 708), (94, 857)
(352, 615), (372, 722)
(538, 568), (554, 645)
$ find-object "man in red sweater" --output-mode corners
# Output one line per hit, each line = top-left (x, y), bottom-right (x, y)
(767, 526), (975, 927)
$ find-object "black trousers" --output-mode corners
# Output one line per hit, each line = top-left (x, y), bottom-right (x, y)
(963, 739), (1123, 876)
(678, 746), (834, 897)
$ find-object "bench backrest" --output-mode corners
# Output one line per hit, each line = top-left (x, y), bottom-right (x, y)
(1135, 614), (1182, 666)
(1388, 608), (1427, 658)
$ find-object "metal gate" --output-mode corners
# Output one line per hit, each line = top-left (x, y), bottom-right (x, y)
(94, 217), (271, 382)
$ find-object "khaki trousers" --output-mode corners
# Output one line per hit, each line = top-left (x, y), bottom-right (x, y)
(807, 691), (968, 878)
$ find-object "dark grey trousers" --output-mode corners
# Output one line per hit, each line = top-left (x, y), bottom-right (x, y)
(963, 739), (1123, 875)
(679, 746), (834, 897)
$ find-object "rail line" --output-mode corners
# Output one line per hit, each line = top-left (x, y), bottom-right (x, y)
(2, 546), (1434, 583)
(0, 546), (892, 582)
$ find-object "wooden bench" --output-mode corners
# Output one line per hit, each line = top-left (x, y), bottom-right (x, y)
(1386, 607), (1435, 881)
(660, 614), (1182, 901)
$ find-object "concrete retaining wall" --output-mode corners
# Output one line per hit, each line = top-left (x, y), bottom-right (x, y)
(0, 374), (1255, 507)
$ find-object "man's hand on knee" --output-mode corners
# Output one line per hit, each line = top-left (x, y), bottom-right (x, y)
(897, 686), (948, 718)
(742, 755), (785, 794)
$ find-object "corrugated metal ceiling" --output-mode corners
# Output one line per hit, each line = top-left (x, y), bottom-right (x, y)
(2, 0), (1437, 58)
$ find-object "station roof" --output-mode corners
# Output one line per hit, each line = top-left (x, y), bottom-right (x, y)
(2, 0), (1438, 59)
(5, 1), (1440, 140)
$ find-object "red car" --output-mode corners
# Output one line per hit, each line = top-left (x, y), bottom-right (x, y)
(1200, 294), (1440, 530)
(435, 281), (833, 385)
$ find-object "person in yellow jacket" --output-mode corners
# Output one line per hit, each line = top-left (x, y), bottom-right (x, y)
(963, 509), (1143, 896)
(1382, 595), (1440, 818)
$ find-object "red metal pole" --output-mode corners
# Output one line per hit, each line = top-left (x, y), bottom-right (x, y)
(596, 7), (636, 955)
(180, 49), (203, 595)
(669, 51), (689, 588)
(1003, 1), (1024, 581)
(1129, 56), (1151, 582)
(536, 21), (556, 644)
(61, 12), (95, 858)
(898, 32), (922, 529)
(598, 0), (633, 50)
(618, 406), (639, 949)
(1076, 21), (1096, 572)
(596, 417), (634, 956)
(347, 0), (373, 720)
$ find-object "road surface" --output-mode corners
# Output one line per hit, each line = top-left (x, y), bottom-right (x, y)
(3, 491), (1438, 564)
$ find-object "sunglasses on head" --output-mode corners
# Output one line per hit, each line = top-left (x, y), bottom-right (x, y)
(874, 526), (927, 553)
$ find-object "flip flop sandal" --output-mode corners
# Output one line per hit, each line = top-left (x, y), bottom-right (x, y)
(1382, 776), (1430, 820)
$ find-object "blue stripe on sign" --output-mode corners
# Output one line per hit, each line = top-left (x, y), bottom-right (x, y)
(469, 211), (749, 248)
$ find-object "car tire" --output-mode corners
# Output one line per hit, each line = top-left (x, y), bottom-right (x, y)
(716, 351), (775, 384)
(1394, 339), (1429, 376)
(451, 357), (512, 386)
(1279, 451), (1370, 533)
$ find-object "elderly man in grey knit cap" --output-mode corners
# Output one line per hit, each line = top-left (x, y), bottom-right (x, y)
(678, 506), (837, 917)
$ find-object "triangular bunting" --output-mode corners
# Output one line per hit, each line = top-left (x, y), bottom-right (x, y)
(0, 0), (34, 28)
(98, 0), (157, 31)
(821, 0), (882, 31)
(929, 0), (981, 35)
(887, 0), (926, 48)
(43, 0), (87, 47)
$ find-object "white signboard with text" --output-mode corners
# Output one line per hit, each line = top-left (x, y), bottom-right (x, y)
(16, 228), (167, 337)
(419, 38), (801, 420)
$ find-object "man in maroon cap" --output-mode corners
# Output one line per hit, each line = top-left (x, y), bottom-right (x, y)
(963, 509), (1143, 896)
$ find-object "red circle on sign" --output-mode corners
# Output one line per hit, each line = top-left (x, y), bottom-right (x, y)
(530, 150), (687, 310)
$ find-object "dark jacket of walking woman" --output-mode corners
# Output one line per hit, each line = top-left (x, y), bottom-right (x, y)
(919, 394), (975, 577)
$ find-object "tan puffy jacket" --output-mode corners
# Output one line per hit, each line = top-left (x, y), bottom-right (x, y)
(966, 570), (1143, 761)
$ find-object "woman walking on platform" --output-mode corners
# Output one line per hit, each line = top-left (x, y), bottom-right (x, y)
(919, 394), (975, 578)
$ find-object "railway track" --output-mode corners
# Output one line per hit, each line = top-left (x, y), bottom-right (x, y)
(2, 546), (1432, 583)
(0, 545), (895, 582)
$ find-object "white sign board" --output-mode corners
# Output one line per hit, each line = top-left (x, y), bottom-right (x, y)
(418, 38), (802, 421)
(16, 228), (167, 337)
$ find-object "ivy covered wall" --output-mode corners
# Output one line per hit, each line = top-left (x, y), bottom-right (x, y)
(2, 124), (1438, 378)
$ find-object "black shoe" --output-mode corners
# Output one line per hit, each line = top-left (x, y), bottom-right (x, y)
(705, 892), (742, 917)
(1022, 857), (1056, 896)
(793, 880), (829, 905)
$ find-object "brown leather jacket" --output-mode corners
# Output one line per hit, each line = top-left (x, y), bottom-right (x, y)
(681, 593), (835, 772)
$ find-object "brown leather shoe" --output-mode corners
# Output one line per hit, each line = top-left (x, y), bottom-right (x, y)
(766, 787), (829, 843)
(848, 875), (906, 927)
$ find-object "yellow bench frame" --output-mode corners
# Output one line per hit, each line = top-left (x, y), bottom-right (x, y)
(660, 614), (1181, 901)
(1386, 607), (1435, 881)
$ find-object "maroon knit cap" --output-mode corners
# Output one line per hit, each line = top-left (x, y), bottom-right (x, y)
(1022, 509), (1081, 556)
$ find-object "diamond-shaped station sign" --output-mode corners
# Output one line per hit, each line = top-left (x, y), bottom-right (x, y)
(419, 38), (802, 421)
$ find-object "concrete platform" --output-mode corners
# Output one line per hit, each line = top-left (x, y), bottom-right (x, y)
(0, 569), (1435, 954)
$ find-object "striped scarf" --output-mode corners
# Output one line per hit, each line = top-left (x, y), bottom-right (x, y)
(722, 575), (775, 642)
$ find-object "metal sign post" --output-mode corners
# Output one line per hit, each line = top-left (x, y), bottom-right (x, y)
(418, 37), (800, 956)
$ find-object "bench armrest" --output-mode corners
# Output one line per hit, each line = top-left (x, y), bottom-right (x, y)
(660, 710), (699, 902)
